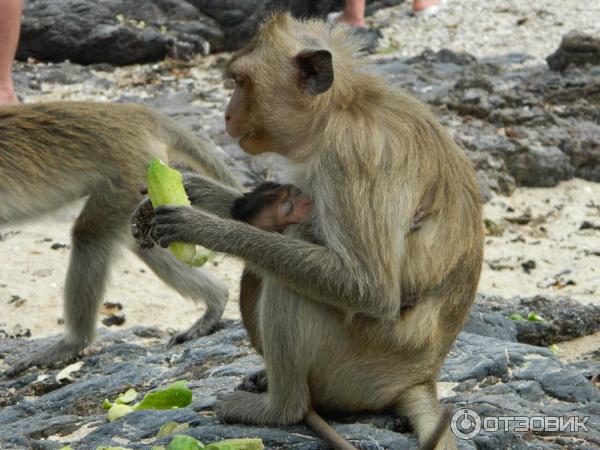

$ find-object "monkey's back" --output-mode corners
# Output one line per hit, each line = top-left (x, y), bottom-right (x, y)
(0, 102), (170, 222)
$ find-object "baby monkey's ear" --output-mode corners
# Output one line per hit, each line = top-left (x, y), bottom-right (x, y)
(295, 49), (334, 95)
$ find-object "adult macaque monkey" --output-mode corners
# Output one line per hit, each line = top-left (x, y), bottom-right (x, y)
(137, 13), (483, 450)
(1, 102), (241, 376)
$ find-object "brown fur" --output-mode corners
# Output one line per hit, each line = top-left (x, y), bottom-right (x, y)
(143, 13), (483, 450)
(0, 101), (241, 376)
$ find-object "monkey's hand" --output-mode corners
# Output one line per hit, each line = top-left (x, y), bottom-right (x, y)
(150, 205), (200, 248)
(181, 172), (242, 218)
(131, 198), (156, 249)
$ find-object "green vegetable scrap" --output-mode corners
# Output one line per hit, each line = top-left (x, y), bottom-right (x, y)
(107, 404), (134, 422)
(509, 313), (524, 321)
(146, 159), (214, 266)
(548, 344), (559, 354)
(116, 388), (138, 404)
(135, 380), (192, 410)
(204, 439), (264, 450)
(157, 422), (190, 439)
(527, 312), (544, 322)
(104, 381), (193, 421)
(167, 435), (204, 450)
(164, 436), (264, 450)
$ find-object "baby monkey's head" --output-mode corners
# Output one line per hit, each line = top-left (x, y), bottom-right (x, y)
(231, 182), (313, 232)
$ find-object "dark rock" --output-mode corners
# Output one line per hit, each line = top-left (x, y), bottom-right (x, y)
(521, 259), (536, 273)
(1, 315), (599, 449)
(102, 315), (126, 327)
(190, 0), (403, 52)
(463, 311), (518, 342)
(471, 294), (600, 347)
(509, 146), (574, 187)
(580, 221), (600, 231)
(17, 0), (405, 64)
(17, 0), (218, 65)
(547, 32), (600, 71)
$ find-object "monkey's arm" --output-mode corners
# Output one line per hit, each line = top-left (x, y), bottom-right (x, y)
(150, 206), (401, 318)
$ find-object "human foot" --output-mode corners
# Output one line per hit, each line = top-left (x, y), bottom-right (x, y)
(326, 11), (381, 53)
(327, 11), (366, 28)
(0, 84), (19, 105)
(413, 0), (446, 17)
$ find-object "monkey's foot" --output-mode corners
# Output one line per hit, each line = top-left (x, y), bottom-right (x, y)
(4, 339), (84, 377)
(215, 391), (304, 426)
(215, 391), (272, 425)
(167, 317), (222, 347)
(235, 369), (268, 393)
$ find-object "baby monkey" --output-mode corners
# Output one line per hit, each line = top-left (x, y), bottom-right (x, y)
(231, 182), (313, 232)
(232, 181), (427, 233)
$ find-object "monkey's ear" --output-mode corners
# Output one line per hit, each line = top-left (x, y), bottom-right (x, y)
(295, 49), (334, 95)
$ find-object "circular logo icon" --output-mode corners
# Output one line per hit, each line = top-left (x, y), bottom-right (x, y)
(450, 408), (481, 440)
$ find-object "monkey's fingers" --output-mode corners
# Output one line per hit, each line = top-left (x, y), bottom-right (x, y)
(131, 199), (156, 248)
(152, 205), (189, 223)
(150, 224), (182, 248)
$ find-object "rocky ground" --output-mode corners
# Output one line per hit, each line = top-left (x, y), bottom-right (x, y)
(1, 0), (600, 448)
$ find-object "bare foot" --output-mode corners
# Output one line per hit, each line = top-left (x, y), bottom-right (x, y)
(413, 0), (445, 16)
(333, 12), (366, 28)
(0, 85), (19, 105)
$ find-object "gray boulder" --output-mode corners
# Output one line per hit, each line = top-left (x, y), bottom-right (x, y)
(547, 32), (600, 71)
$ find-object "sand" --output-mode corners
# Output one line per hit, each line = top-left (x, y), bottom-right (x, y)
(2, 0), (600, 360)
(2, 179), (599, 343)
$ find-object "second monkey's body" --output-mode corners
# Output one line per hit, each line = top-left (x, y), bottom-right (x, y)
(1, 102), (241, 375)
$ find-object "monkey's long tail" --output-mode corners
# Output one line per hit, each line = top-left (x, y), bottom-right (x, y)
(304, 409), (359, 450)
(418, 406), (453, 450)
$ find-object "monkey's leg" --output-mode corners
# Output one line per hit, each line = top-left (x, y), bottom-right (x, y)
(7, 193), (123, 376)
(215, 289), (309, 426)
(239, 268), (262, 353)
(394, 382), (457, 450)
(133, 245), (228, 346)
(235, 268), (268, 393)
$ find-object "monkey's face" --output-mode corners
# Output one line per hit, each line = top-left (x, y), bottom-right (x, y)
(250, 185), (313, 232)
(224, 72), (265, 154)
(275, 185), (313, 229)
(223, 14), (335, 157)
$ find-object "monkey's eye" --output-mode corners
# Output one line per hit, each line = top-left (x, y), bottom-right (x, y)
(234, 76), (245, 88)
(280, 201), (294, 216)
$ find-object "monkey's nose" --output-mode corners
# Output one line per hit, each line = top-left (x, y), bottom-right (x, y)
(225, 114), (231, 122)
